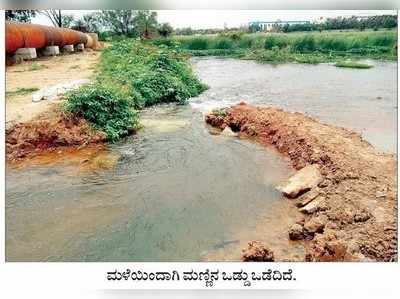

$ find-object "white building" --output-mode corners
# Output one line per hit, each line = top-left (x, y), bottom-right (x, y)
(249, 20), (310, 31)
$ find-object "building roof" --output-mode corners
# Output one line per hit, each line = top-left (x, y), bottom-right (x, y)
(249, 20), (310, 24)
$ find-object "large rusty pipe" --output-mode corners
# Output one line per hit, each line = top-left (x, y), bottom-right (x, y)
(5, 21), (91, 54)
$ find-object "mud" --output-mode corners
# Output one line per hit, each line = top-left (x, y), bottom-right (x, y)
(206, 102), (397, 262)
(6, 108), (106, 161)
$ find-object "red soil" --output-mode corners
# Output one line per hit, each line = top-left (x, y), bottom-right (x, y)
(6, 109), (106, 161)
(206, 102), (397, 262)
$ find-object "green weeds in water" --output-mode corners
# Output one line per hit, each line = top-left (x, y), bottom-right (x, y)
(334, 61), (373, 69)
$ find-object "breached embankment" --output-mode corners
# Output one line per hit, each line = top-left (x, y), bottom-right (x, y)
(6, 108), (106, 161)
(206, 102), (397, 262)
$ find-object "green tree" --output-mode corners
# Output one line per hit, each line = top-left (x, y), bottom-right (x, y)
(134, 10), (158, 39)
(82, 13), (101, 33)
(62, 14), (75, 28)
(38, 10), (74, 28)
(158, 22), (173, 37)
(5, 10), (36, 23)
(98, 10), (137, 36)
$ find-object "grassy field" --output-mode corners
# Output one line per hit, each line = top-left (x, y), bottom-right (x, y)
(153, 29), (397, 63)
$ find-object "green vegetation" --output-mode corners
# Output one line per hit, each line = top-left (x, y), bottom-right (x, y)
(29, 62), (47, 71)
(334, 61), (373, 69)
(6, 87), (39, 97)
(157, 30), (397, 64)
(65, 40), (206, 141)
(64, 83), (139, 141)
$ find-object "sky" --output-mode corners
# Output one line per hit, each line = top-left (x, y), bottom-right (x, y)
(32, 10), (397, 29)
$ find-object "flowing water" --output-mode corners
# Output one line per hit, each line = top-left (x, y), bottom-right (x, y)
(191, 58), (397, 153)
(6, 58), (397, 261)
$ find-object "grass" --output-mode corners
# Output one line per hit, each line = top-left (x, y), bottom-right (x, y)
(29, 62), (47, 71)
(65, 40), (206, 141)
(6, 87), (39, 98)
(155, 29), (397, 64)
(334, 61), (373, 69)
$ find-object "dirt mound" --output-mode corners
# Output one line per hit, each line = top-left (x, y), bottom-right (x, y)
(241, 241), (274, 262)
(6, 109), (106, 161)
(206, 102), (397, 262)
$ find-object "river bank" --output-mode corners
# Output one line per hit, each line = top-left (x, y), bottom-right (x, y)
(156, 29), (397, 64)
(206, 102), (397, 261)
(5, 55), (397, 262)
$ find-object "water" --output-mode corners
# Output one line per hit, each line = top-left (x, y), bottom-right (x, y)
(191, 58), (397, 153)
(6, 58), (396, 261)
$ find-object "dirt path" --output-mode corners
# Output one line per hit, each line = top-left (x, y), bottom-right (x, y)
(206, 103), (397, 261)
(6, 51), (101, 128)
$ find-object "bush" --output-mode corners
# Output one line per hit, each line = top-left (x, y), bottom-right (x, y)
(64, 84), (139, 141)
(97, 40), (206, 108)
(213, 37), (235, 49)
(292, 35), (316, 52)
(264, 35), (288, 49)
(186, 37), (209, 50)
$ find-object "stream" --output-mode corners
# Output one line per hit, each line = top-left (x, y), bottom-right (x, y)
(6, 58), (397, 261)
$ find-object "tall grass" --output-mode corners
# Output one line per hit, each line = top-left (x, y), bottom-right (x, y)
(159, 30), (397, 61)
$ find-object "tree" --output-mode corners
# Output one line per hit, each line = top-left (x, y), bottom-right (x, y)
(134, 10), (158, 39)
(5, 10), (36, 23)
(175, 27), (193, 35)
(98, 10), (137, 36)
(62, 14), (75, 28)
(39, 10), (62, 27)
(82, 13), (101, 33)
(158, 22), (173, 37)
(249, 23), (261, 33)
(38, 10), (74, 28)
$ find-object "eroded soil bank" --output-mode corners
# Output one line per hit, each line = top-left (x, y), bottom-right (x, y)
(206, 102), (397, 261)
(6, 108), (106, 161)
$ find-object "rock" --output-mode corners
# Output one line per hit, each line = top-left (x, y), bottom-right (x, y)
(288, 223), (306, 240)
(205, 114), (225, 128)
(32, 90), (44, 102)
(295, 188), (321, 207)
(375, 190), (386, 198)
(221, 126), (238, 137)
(277, 164), (323, 198)
(241, 241), (274, 262)
(299, 197), (325, 214)
(32, 79), (90, 103)
(304, 216), (326, 233)
(308, 232), (348, 261)
(354, 211), (371, 223)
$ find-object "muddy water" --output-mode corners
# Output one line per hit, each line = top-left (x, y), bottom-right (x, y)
(191, 58), (397, 153)
(6, 105), (301, 261)
(6, 58), (396, 261)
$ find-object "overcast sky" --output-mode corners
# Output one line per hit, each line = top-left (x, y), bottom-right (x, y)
(32, 10), (396, 29)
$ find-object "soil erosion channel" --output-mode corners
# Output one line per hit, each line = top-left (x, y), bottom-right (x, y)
(6, 57), (397, 261)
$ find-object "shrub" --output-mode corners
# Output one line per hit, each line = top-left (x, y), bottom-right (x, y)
(97, 40), (206, 108)
(64, 83), (139, 141)
(186, 37), (209, 50)
(292, 35), (316, 52)
(213, 37), (235, 49)
(238, 36), (254, 48)
(264, 35), (288, 49)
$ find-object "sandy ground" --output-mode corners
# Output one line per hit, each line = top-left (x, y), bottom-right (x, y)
(206, 103), (397, 262)
(5, 51), (101, 128)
